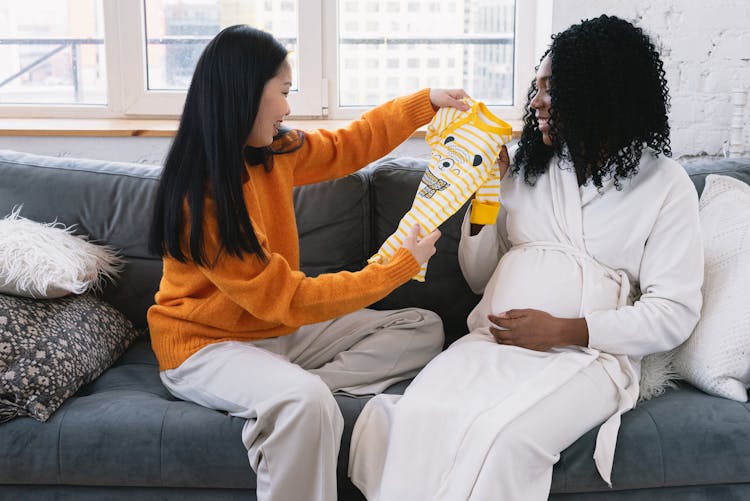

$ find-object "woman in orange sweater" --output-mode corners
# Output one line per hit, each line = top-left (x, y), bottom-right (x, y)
(147, 24), (464, 501)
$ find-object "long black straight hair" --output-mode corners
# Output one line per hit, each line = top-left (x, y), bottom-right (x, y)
(149, 25), (289, 266)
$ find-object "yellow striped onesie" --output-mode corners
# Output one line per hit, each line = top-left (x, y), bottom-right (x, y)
(369, 98), (512, 281)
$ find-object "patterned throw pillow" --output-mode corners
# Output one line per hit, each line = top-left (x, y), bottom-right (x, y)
(0, 293), (141, 422)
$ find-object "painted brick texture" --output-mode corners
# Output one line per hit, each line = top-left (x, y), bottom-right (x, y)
(552, 0), (750, 159)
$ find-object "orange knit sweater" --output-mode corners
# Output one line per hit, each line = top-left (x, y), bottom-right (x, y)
(147, 89), (436, 370)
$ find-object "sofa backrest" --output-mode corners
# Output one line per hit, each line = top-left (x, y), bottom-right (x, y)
(293, 169), (371, 277)
(683, 157), (750, 195)
(0, 150), (162, 329)
(2, 149), (749, 342)
(0, 150), (383, 333)
(0, 149), (478, 342)
(364, 157), (480, 345)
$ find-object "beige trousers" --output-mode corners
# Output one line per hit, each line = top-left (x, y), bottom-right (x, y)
(160, 308), (443, 501)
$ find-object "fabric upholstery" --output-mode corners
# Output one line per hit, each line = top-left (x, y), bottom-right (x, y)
(684, 157), (750, 195)
(0, 150), (160, 259)
(0, 338), (254, 488)
(0, 150), (161, 329)
(294, 170), (371, 277)
(550, 383), (750, 492)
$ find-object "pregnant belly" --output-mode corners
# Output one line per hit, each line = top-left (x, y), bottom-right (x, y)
(467, 245), (623, 333)
(487, 247), (585, 318)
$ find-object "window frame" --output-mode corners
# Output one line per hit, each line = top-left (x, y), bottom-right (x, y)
(0, 0), (550, 120)
(322, 0), (540, 121)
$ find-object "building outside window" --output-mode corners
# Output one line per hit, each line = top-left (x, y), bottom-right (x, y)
(337, 0), (515, 109)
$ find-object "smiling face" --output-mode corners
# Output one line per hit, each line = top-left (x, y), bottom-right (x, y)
(246, 59), (292, 148)
(530, 54), (553, 146)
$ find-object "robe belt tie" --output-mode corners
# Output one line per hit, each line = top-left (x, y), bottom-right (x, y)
(506, 240), (637, 486)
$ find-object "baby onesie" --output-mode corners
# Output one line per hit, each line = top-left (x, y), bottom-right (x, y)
(369, 98), (512, 281)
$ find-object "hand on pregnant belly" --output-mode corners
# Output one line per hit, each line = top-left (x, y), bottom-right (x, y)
(487, 309), (589, 351)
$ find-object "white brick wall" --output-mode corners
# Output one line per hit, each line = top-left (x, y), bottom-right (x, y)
(551, 0), (750, 159)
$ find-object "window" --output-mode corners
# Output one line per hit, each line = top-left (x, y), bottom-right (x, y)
(0, 0), (547, 120)
(120, 0), (319, 116)
(333, 0), (528, 116)
(142, 1), (299, 92)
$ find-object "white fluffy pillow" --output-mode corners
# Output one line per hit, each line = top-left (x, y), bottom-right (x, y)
(672, 174), (750, 402)
(0, 207), (122, 298)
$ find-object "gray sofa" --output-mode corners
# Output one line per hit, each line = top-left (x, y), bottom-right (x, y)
(1, 148), (749, 500)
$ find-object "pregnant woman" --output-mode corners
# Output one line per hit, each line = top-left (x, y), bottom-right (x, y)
(349, 15), (704, 501)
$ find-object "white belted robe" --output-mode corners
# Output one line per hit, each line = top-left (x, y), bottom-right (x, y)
(349, 150), (703, 500)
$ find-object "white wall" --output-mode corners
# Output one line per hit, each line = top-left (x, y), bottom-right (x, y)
(0, 136), (171, 166)
(1, 0), (748, 164)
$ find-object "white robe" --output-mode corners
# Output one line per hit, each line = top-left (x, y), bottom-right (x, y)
(349, 150), (703, 499)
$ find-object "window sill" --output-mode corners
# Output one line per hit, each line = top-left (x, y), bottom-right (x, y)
(0, 117), (522, 138)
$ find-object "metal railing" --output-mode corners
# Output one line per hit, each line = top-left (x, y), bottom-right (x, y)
(0, 34), (513, 99)
(0, 38), (104, 101)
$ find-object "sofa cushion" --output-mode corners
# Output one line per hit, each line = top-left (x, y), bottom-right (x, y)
(672, 174), (750, 402)
(366, 157), (481, 346)
(7, 338), (749, 497)
(0, 293), (140, 423)
(0, 337), (367, 497)
(295, 171), (370, 277)
(0, 338), (256, 489)
(0, 150), (162, 329)
(684, 157), (750, 195)
(551, 383), (750, 493)
(0, 150), (160, 264)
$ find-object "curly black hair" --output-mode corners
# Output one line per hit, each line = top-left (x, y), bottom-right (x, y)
(513, 15), (671, 188)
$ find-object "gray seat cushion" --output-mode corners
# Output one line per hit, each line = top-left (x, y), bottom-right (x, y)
(0, 336), (373, 498)
(6, 334), (750, 498)
(552, 383), (750, 493)
(0, 338), (252, 489)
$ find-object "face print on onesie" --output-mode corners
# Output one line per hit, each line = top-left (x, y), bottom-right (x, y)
(437, 136), (484, 173)
(418, 135), (484, 199)
(370, 99), (511, 282)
